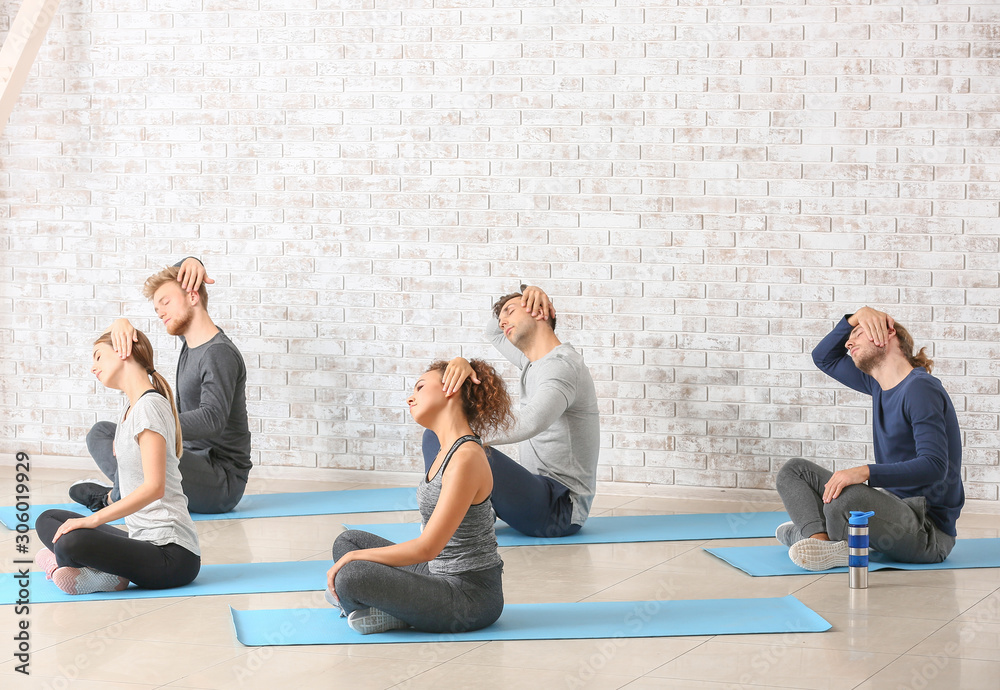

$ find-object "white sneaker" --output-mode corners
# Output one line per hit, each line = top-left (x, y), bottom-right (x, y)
(52, 566), (129, 595)
(346, 607), (409, 635)
(775, 521), (799, 547)
(788, 538), (849, 571)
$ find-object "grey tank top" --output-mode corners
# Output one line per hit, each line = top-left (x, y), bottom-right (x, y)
(417, 435), (503, 576)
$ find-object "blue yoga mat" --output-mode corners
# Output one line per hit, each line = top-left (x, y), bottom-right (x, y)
(230, 594), (830, 646)
(0, 487), (418, 531)
(344, 511), (791, 546)
(705, 538), (1000, 577)
(1, 560), (329, 605)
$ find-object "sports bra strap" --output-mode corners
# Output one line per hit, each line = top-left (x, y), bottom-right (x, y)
(432, 434), (482, 480)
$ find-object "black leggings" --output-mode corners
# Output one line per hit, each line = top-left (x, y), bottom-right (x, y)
(36, 510), (201, 590)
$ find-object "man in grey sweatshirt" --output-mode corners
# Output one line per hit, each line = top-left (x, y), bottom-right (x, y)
(73, 258), (252, 514)
(423, 285), (600, 537)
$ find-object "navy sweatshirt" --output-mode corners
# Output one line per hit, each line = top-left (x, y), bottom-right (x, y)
(812, 316), (964, 537)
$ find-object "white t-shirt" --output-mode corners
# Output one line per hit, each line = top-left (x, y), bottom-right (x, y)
(114, 391), (201, 556)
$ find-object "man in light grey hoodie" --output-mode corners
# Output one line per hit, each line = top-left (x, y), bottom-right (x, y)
(423, 285), (600, 537)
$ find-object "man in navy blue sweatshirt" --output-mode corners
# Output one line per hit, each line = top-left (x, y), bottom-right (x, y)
(775, 306), (963, 571)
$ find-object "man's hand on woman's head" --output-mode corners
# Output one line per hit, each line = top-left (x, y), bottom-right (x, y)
(442, 357), (480, 397)
(109, 318), (138, 359)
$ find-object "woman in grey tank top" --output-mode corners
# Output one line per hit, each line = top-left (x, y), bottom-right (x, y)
(327, 359), (513, 635)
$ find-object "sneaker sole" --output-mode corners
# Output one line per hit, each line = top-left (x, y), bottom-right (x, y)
(52, 567), (129, 595)
(347, 608), (409, 635)
(70, 478), (110, 488)
(789, 539), (850, 571)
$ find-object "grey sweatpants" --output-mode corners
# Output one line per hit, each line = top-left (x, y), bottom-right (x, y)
(332, 529), (504, 634)
(86, 421), (248, 514)
(776, 457), (955, 563)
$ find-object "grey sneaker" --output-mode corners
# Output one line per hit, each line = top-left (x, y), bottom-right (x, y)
(775, 521), (800, 547)
(346, 607), (409, 635)
(324, 588), (341, 610)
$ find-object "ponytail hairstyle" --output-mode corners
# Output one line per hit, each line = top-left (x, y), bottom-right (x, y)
(93, 330), (184, 456)
(426, 359), (514, 443)
(893, 322), (934, 375)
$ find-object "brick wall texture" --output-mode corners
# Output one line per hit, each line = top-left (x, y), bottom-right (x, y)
(1, 1), (998, 501)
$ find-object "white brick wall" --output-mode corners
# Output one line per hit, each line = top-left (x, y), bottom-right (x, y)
(2, 1), (999, 502)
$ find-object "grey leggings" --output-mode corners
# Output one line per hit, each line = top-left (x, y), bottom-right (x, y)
(87, 421), (247, 514)
(332, 530), (504, 634)
(776, 457), (955, 563)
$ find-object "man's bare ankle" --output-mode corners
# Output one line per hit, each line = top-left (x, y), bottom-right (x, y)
(809, 532), (830, 541)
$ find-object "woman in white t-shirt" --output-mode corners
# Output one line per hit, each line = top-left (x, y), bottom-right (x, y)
(34, 328), (201, 595)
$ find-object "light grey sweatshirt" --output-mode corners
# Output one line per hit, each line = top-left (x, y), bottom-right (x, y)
(486, 318), (600, 526)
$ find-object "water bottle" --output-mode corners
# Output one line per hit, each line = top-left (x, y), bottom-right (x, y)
(848, 510), (875, 589)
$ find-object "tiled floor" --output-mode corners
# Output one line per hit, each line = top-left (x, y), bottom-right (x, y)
(1, 468), (998, 689)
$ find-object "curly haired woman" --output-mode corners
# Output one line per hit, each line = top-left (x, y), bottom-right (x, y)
(326, 359), (513, 635)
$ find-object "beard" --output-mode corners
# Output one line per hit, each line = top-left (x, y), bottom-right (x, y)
(854, 346), (887, 375)
(164, 304), (194, 336)
(507, 322), (535, 351)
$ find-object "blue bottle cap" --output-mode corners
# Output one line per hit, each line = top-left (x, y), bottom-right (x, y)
(848, 510), (875, 525)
